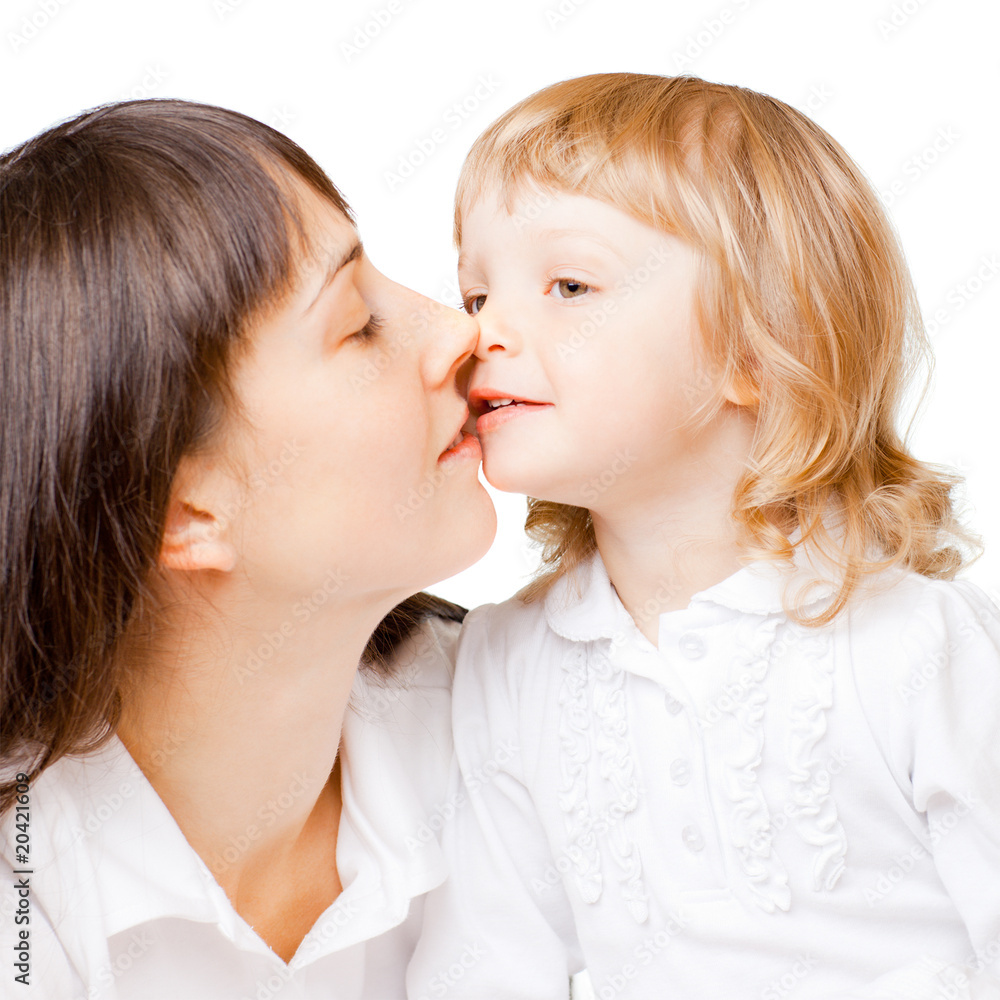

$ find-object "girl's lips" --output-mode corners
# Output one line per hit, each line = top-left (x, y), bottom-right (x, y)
(438, 431), (482, 464)
(475, 401), (553, 435)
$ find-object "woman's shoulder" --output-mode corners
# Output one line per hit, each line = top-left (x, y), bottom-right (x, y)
(348, 612), (462, 731)
(390, 611), (463, 688)
(0, 738), (127, 854)
(378, 592), (566, 692)
(0, 737), (150, 992)
(341, 615), (466, 884)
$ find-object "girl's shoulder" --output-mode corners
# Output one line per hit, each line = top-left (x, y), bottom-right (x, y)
(842, 570), (1000, 759)
(458, 587), (569, 678)
(846, 567), (1000, 653)
(837, 571), (1000, 823)
(458, 554), (616, 663)
(448, 589), (575, 730)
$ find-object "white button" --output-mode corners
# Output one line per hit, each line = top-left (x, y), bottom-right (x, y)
(678, 633), (706, 659)
(670, 758), (692, 786)
(681, 824), (705, 852)
(664, 693), (684, 715)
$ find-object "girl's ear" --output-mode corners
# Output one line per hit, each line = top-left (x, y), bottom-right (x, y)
(722, 376), (759, 407)
(158, 455), (240, 573)
(721, 355), (760, 407)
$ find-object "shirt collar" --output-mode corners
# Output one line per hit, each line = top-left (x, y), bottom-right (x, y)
(3, 662), (450, 960)
(543, 533), (841, 643)
(0, 734), (223, 968)
(334, 667), (450, 939)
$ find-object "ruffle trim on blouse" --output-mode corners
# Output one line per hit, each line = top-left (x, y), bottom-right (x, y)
(720, 618), (848, 910)
(721, 616), (792, 913)
(557, 645), (602, 904)
(785, 628), (848, 892)
(557, 610), (847, 918)
(557, 643), (648, 922)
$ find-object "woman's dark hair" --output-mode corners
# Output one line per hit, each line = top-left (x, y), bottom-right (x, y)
(0, 99), (462, 816)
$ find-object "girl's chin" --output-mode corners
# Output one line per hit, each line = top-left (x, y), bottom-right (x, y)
(479, 436), (583, 499)
(481, 462), (561, 501)
(481, 454), (534, 495)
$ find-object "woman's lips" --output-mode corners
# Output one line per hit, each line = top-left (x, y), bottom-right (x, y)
(438, 431), (482, 464)
(475, 401), (553, 435)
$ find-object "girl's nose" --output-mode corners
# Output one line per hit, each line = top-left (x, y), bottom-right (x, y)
(472, 301), (520, 361)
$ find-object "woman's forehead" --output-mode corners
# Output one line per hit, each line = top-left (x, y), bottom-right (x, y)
(284, 183), (360, 289)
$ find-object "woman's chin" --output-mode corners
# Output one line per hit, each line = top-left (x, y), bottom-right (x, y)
(428, 489), (497, 584)
(457, 489), (498, 561)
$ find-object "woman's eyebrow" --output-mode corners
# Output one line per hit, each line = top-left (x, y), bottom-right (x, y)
(305, 240), (363, 312)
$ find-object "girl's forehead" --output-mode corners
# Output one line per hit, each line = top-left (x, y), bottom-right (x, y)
(461, 187), (669, 245)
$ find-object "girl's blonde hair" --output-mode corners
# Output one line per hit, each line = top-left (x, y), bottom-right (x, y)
(455, 72), (979, 624)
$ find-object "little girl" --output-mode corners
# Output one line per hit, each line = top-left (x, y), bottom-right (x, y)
(407, 74), (1000, 999)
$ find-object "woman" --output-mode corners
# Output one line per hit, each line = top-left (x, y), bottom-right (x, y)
(0, 99), (495, 998)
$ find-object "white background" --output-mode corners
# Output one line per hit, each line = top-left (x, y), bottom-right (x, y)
(3, 0), (997, 611)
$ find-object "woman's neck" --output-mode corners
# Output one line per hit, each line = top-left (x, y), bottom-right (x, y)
(115, 582), (388, 921)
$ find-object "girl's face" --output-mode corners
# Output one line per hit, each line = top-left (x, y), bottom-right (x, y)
(210, 184), (496, 604)
(458, 187), (734, 512)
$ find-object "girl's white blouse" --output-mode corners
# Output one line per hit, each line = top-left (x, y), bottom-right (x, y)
(0, 617), (461, 1000)
(409, 551), (1000, 1000)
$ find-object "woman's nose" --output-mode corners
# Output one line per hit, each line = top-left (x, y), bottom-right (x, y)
(407, 291), (479, 388)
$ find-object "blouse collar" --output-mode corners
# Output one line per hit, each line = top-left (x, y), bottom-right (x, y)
(543, 534), (842, 644)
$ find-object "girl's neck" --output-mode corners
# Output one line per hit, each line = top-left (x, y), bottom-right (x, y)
(590, 407), (757, 646)
(593, 496), (747, 647)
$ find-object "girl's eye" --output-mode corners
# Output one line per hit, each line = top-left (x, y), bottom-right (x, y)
(350, 314), (383, 342)
(463, 294), (487, 316)
(551, 278), (590, 299)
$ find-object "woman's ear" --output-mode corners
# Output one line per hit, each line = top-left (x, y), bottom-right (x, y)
(159, 500), (238, 573)
(159, 457), (240, 573)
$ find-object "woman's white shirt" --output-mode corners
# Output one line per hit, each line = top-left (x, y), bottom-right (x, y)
(0, 616), (460, 1000)
(409, 550), (1000, 1000)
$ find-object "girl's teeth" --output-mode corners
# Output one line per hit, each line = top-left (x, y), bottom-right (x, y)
(489, 398), (514, 409)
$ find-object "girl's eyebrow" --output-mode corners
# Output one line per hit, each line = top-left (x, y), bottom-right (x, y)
(531, 228), (630, 264)
(457, 229), (629, 274)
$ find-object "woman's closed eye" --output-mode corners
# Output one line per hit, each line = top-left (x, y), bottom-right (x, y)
(349, 313), (384, 342)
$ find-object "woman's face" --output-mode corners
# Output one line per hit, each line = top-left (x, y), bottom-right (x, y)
(207, 183), (496, 607)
